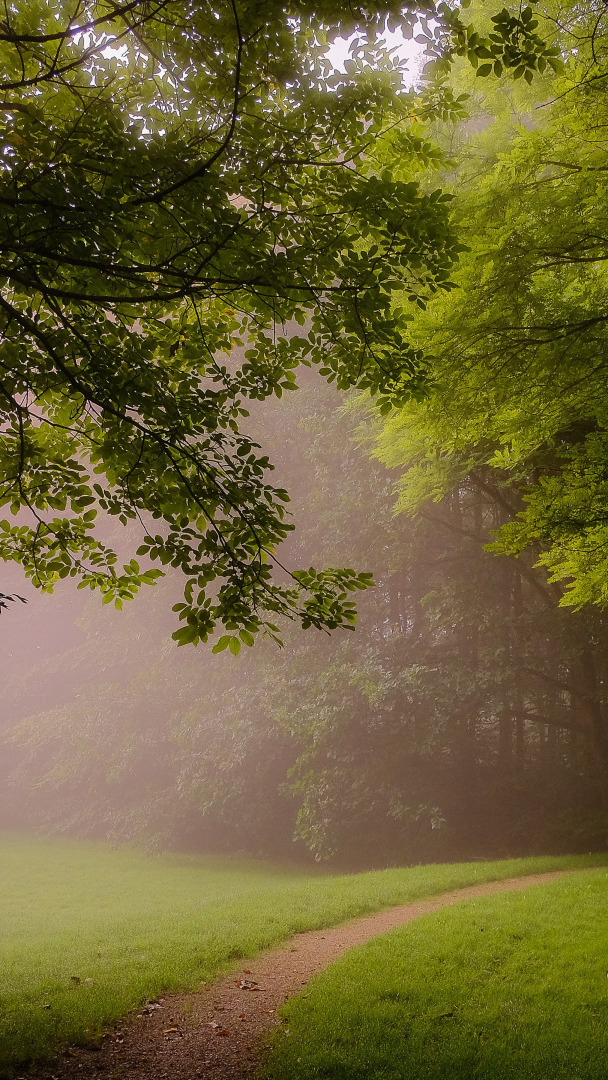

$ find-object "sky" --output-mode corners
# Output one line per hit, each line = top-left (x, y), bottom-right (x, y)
(326, 27), (424, 86)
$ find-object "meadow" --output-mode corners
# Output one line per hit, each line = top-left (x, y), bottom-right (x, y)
(0, 833), (605, 1074)
(264, 867), (608, 1080)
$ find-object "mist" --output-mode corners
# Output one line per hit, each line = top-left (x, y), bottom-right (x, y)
(2, 0), (608, 876)
(1, 371), (605, 871)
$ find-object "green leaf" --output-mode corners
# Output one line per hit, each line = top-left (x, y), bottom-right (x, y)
(173, 625), (199, 646)
(212, 635), (232, 654)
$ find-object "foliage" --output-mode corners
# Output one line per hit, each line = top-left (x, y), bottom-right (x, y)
(4, 0), (608, 868)
(0, 0), (469, 645)
(264, 869), (608, 1080)
(418, 0), (563, 83)
(6, 381), (608, 865)
(0, 591), (26, 613)
(375, 0), (608, 611)
(0, 0), (565, 643)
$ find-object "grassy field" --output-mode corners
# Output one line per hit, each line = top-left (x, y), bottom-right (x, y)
(264, 867), (608, 1080)
(0, 834), (605, 1075)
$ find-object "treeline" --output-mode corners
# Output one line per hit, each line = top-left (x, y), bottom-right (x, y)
(2, 0), (608, 866)
(2, 381), (607, 866)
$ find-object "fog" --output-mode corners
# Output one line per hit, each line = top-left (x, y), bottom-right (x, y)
(1, 373), (605, 870)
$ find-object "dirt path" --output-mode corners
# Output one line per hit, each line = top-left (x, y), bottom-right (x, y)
(35, 869), (578, 1080)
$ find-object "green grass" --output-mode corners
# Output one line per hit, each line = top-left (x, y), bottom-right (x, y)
(0, 834), (604, 1076)
(263, 867), (608, 1080)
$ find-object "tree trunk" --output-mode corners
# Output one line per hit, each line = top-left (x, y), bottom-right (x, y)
(576, 646), (608, 819)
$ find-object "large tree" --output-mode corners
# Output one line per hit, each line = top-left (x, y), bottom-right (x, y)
(0, 0), (440, 646)
(377, 0), (608, 608)
(375, 0), (608, 806)
(0, 0), (558, 645)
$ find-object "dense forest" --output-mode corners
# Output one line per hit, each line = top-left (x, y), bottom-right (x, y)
(1, 0), (608, 867)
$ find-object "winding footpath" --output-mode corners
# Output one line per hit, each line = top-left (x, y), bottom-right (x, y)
(36, 869), (579, 1080)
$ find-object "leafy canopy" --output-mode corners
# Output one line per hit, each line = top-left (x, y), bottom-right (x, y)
(0, 0), (557, 644)
(375, 0), (608, 610)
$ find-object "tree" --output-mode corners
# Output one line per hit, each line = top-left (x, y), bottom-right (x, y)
(0, 0), (559, 645)
(376, 0), (608, 611)
(374, 0), (608, 810)
(0, 0), (449, 646)
(7, 380), (606, 864)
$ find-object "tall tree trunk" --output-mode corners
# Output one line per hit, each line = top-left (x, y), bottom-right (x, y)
(574, 645), (608, 824)
(512, 567), (525, 772)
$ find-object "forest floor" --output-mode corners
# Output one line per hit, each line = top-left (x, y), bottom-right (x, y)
(29, 869), (577, 1080)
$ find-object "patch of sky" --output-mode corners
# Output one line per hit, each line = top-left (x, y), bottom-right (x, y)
(326, 27), (424, 89)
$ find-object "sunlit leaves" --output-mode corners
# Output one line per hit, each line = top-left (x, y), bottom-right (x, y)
(375, 0), (608, 612)
(0, 0), (559, 644)
(420, 1), (562, 82)
(0, 0), (454, 643)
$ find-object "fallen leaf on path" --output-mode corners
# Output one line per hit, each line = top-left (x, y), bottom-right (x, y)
(208, 1022), (230, 1036)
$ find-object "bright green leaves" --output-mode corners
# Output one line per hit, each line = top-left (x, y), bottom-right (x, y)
(0, 0), (571, 644)
(490, 431), (608, 609)
(375, 1), (608, 613)
(210, 632), (251, 654)
(419, 2), (562, 84)
(291, 568), (375, 631)
(0, 0), (466, 645)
